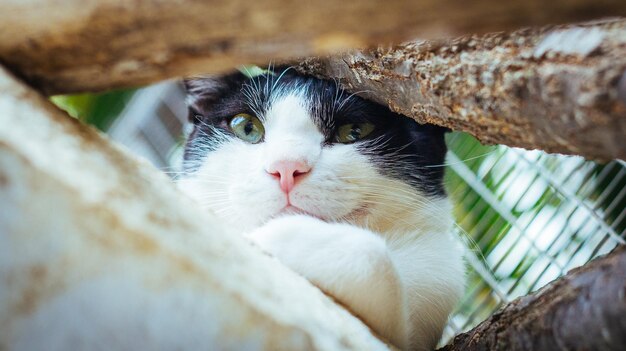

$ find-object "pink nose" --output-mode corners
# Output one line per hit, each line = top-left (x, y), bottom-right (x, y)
(267, 160), (311, 193)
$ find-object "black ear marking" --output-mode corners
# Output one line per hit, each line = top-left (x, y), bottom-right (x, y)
(184, 71), (248, 97)
(183, 72), (248, 122)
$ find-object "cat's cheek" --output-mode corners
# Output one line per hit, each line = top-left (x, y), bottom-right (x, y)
(228, 175), (285, 224)
(289, 182), (361, 220)
(292, 145), (377, 220)
(193, 143), (272, 230)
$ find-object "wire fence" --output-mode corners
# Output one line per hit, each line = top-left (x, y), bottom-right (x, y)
(442, 133), (625, 342)
(92, 82), (625, 344)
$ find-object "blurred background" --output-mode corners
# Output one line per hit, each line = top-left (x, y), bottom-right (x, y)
(52, 81), (626, 344)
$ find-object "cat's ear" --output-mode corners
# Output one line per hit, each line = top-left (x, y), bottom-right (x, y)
(183, 72), (247, 122)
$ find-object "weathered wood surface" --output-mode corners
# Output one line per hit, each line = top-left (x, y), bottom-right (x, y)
(299, 18), (626, 161)
(0, 66), (390, 351)
(1, 0), (626, 94)
(439, 245), (626, 351)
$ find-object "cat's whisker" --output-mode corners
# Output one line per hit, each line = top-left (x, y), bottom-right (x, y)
(342, 182), (438, 203)
(336, 89), (375, 112)
(194, 193), (229, 199)
(270, 65), (294, 93)
(354, 194), (444, 219)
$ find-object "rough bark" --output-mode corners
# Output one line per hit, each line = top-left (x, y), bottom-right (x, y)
(0, 66), (391, 350)
(438, 245), (626, 351)
(1, 1), (626, 95)
(299, 18), (626, 161)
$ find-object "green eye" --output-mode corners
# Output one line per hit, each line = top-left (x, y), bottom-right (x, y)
(335, 123), (375, 143)
(229, 113), (265, 143)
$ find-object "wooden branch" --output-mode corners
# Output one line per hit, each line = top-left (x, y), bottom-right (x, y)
(0, 65), (390, 350)
(438, 245), (626, 351)
(1, 1), (626, 95)
(299, 19), (626, 161)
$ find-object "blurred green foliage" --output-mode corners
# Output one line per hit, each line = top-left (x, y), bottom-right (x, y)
(50, 88), (136, 131)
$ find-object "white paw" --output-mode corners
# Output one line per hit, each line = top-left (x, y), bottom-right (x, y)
(244, 214), (323, 262)
(244, 214), (391, 286)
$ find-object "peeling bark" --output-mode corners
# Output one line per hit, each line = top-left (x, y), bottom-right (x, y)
(1, 1), (626, 94)
(0, 66), (390, 350)
(299, 19), (626, 161)
(438, 245), (626, 351)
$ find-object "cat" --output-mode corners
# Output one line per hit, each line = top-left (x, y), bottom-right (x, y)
(177, 67), (465, 351)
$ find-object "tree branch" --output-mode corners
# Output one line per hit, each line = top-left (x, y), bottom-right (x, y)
(438, 244), (626, 351)
(299, 18), (626, 161)
(1, 1), (626, 94)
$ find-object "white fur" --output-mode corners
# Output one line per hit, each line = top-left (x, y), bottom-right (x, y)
(179, 93), (465, 350)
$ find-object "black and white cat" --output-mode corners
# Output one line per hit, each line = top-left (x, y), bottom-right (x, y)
(178, 67), (465, 351)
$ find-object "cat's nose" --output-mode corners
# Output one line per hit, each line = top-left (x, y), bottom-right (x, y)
(267, 160), (311, 193)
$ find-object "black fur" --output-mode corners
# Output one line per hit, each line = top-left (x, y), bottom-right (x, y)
(183, 67), (448, 197)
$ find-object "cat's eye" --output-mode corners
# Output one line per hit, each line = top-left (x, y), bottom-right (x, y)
(229, 113), (265, 143)
(334, 123), (375, 143)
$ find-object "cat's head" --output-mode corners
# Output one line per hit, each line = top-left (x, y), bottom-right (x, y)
(178, 67), (450, 233)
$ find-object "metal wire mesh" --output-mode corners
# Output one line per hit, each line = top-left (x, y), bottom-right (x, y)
(103, 82), (626, 344)
(442, 133), (626, 343)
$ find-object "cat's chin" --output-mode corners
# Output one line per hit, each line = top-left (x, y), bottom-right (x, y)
(273, 205), (327, 222)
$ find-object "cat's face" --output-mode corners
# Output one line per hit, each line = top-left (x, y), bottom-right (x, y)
(178, 68), (449, 233)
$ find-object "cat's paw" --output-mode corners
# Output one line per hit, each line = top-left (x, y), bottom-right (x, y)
(244, 214), (391, 285)
(244, 214), (325, 261)
(245, 214), (407, 348)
